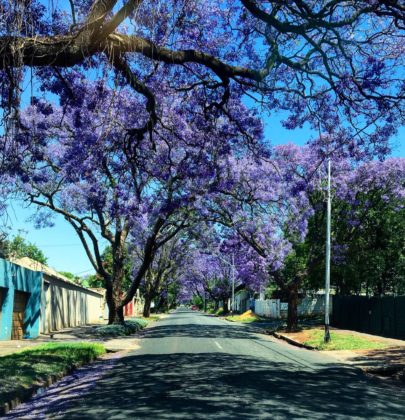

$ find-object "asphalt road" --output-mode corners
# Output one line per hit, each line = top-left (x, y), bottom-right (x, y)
(6, 308), (405, 419)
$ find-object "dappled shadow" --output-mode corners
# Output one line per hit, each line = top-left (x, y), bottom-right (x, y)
(11, 352), (405, 419)
(140, 322), (259, 340)
(42, 322), (146, 343)
(349, 346), (405, 368)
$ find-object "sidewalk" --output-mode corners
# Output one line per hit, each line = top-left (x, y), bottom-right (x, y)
(324, 331), (405, 380)
(0, 315), (166, 357)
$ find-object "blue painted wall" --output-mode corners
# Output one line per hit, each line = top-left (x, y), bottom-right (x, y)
(0, 258), (43, 340)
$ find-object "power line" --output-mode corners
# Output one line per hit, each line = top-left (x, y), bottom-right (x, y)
(73, 268), (96, 275)
(36, 244), (83, 248)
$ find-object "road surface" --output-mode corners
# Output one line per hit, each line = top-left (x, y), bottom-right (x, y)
(6, 308), (405, 419)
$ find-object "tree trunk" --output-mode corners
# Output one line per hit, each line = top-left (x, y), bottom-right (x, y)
(106, 287), (125, 324)
(155, 295), (166, 313)
(106, 241), (127, 324)
(286, 283), (299, 332)
(106, 260), (125, 324)
(143, 296), (152, 318)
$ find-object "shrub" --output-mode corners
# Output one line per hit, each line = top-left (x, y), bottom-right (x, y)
(93, 318), (148, 337)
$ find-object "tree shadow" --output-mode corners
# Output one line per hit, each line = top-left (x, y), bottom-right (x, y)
(13, 352), (405, 419)
(349, 346), (405, 368)
(139, 322), (258, 340)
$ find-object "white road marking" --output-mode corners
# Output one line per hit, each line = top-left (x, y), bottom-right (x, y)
(214, 341), (223, 350)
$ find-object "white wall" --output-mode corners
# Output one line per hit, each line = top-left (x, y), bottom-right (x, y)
(41, 276), (104, 333)
(253, 296), (332, 319)
(254, 299), (281, 318)
(298, 296), (332, 316)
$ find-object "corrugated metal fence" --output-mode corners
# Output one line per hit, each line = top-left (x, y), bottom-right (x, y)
(332, 296), (405, 340)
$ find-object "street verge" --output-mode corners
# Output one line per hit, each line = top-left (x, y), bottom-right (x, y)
(0, 342), (105, 416)
(271, 327), (405, 385)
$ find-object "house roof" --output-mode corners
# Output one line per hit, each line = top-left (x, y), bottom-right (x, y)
(10, 257), (103, 296)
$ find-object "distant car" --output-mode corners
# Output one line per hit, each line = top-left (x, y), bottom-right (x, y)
(191, 305), (198, 310)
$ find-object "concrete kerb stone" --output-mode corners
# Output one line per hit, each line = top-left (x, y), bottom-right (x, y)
(1, 360), (91, 416)
(271, 331), (317, 350)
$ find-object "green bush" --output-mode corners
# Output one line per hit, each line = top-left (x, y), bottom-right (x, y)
(93, 318), (147, 337)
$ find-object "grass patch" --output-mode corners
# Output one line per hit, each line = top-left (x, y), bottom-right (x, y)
(0, 342), (105, 406)
(303, 329), (390, 351)
(226, 310), (262, 323)
(93, 318), (147, 337)
(214, 308), (224, 316)
(141, 315), (160, 322)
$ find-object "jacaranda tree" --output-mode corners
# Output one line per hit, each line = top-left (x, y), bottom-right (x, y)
(209, 140), (405, 330)
(0, 1), (403, 155)
(5, 79), (261, 323)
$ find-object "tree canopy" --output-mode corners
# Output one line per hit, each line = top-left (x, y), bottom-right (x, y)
(3, 234), (48, 265)
(0, 1), (404, 326)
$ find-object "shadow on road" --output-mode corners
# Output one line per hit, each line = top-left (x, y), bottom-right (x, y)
(12, 352), (405, 419)
(139, 322), (258, 340)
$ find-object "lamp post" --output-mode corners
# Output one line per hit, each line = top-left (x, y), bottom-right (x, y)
(213, 253), (235, 315)
(324, 157), (331, 343)
(231, 254), (235, 315)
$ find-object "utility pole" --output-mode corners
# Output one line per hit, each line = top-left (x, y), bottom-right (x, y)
(324, 157), (331, 343)
(213, 252), (236, 315)
(231, 253), (235, 315)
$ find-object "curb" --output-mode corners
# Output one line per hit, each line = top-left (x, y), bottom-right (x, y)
(272, 331), (317, 351)
(1, 367), (75, 416)
(363, 364), (405, 375)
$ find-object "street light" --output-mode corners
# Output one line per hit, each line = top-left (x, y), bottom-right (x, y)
(231, 254), (235, 316)
(324, 157), (331, 343)
(212, 252), (236, 315)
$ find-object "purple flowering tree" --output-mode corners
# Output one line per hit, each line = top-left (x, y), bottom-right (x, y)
(136, 236), (189, 317)
(0, 1), (403, 156)
(208, 139), (405, 330)
(185, 249), (234, 313)
(5, 79), (260, 323)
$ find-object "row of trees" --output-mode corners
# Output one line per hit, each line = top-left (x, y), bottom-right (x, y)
(1, 149), (404, 330)
(176, 152), (404, 330)
(0, 1), (404, 327)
